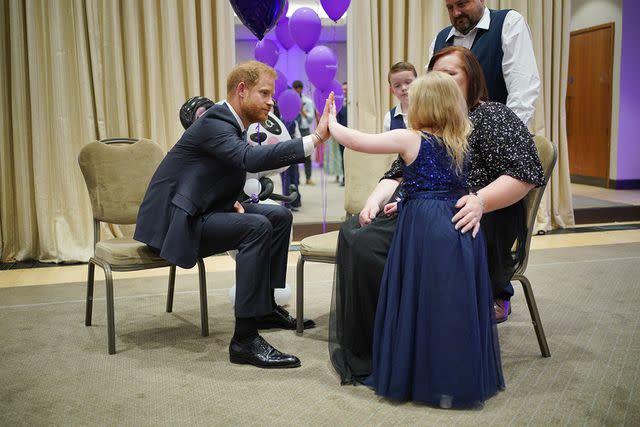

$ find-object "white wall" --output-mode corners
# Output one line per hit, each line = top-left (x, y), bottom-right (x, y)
(570, 0), (623, 180)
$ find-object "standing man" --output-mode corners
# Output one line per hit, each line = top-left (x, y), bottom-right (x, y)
(134, 61), (331, 368)
(429, 0), (540, 322)
(292, 80), (316, 185)
(428, 0), (540, 127)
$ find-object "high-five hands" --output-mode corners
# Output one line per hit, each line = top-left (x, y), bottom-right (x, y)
(314, 92), (335, 146)
(328, 92), (337, 124)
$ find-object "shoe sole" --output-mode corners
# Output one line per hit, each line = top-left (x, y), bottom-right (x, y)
(256, 322), (317, 330)
(229, 354), (301, 369)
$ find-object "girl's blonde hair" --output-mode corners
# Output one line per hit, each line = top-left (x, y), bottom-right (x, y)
(407, 71), (472, 173)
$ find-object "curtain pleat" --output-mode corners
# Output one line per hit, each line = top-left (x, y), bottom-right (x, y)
(1, 0), (234, 262)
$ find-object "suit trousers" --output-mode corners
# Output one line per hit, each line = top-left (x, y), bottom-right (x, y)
(198, 203), (292, 318)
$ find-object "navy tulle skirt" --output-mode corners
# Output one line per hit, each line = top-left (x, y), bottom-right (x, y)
(364, 193), (505, 408)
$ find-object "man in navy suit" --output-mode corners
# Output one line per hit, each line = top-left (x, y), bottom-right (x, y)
(135, 61), (332, 368)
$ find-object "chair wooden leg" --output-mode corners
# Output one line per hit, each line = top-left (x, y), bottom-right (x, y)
(166, 265), (176, 313)
(516, 274), (551, 357)
(103, 264), (116, 355)
(197, 259), (209, 337)
(296, 256), (305, 335)
(85, 261), (95, 326)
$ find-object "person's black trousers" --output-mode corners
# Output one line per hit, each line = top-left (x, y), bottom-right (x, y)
(198, 203), (292, 317)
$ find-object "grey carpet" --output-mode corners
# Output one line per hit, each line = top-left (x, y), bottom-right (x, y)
(1, 243), (640, 426)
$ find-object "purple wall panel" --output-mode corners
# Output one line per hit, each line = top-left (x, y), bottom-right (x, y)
(617, 0), (640, 180)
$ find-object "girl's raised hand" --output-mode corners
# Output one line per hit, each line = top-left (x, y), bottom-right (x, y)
(317, 92), (335, 142)
(327, 92), (337, 124)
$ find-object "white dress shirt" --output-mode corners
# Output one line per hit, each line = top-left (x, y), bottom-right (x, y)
(427, 7), (540, 126)
(224, 100), (314, 156)
(382, 103), (408, 132)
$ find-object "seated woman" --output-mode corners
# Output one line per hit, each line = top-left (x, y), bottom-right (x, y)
(329, 46), (545, 384)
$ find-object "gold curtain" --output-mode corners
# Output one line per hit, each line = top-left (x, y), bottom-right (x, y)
(0, 0), (235, 263)
(348, 0), (574, 232)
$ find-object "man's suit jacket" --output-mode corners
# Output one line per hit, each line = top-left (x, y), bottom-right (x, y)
(134, 102), (306, 269)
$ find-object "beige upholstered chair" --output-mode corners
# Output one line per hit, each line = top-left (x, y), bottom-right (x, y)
(295, 149), (396, 333)
(78, 138), (209, 354)
(510, 135), (557, 358)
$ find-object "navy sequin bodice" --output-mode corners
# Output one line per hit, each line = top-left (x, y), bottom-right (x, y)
(402, 133), (468, 199)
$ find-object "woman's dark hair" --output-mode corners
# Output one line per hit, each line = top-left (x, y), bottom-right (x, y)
(427, 46), (488, 110)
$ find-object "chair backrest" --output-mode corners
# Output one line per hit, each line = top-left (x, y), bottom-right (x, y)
(78, 138), (164, 225)
(343, 149), (397, 216)
(515, 135), (558, 275)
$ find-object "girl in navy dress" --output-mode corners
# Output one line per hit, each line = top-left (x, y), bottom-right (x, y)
(328, 71), (504, 408)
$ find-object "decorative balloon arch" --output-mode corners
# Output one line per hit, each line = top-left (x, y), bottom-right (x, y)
(231, 0), (350, 119)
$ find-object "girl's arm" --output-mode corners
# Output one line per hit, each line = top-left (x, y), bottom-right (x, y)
(328, 99), (417, 160)
(329, 123), (414, 157)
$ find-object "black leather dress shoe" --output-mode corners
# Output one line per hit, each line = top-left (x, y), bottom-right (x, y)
(255, 305), (316, 330)
(229, 335), (301, 368)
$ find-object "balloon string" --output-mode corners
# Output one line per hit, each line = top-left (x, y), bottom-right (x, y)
(321, 156), (327, 233)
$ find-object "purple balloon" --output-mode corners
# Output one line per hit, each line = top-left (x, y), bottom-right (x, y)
(289, 7), (321, 53)
(278, 89), (302, 122)
(275, 17), (295, 50)
(305, 45), (337, 91)
(230, 0), (286, 40)
(274, 70), (288, 99)
(314, 80), (344, 113)
(320, 0), (350, 22)
(254, 39), (280, 67)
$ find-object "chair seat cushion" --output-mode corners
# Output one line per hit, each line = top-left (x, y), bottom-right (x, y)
(94, 238), (167, 266)
(300, 231), (339, 258)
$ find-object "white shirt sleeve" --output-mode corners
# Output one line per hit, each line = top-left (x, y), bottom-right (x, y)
(302, 135), (315, 156)
(425, 37), (437, 72)
(501, 10), (540, 126)
(382, 111), (392, 132)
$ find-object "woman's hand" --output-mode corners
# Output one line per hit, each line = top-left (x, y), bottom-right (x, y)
(383, 202), (398, 216)
(452, 193), (483, 237)
(358, 201), (380, 226)
(233, 201), (245, 214)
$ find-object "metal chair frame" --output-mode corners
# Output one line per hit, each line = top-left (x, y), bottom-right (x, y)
(509, 136), (557, 358)
(81, 138), (209, 354)
(295, 252), (339, 333)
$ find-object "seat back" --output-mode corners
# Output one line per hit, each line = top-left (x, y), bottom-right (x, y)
(515, 135), (558, 275)
(78, 138), (164, 225)
(343, 149), (396, 216)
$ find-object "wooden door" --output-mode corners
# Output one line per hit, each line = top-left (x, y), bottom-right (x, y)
(567, 23), (614, 186)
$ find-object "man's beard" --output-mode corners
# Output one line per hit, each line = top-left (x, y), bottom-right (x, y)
(454, 14), (481, 35)
(241, 102), (268, 124)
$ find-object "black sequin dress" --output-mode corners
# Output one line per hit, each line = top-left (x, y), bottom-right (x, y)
(329, 102), (544, 384)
